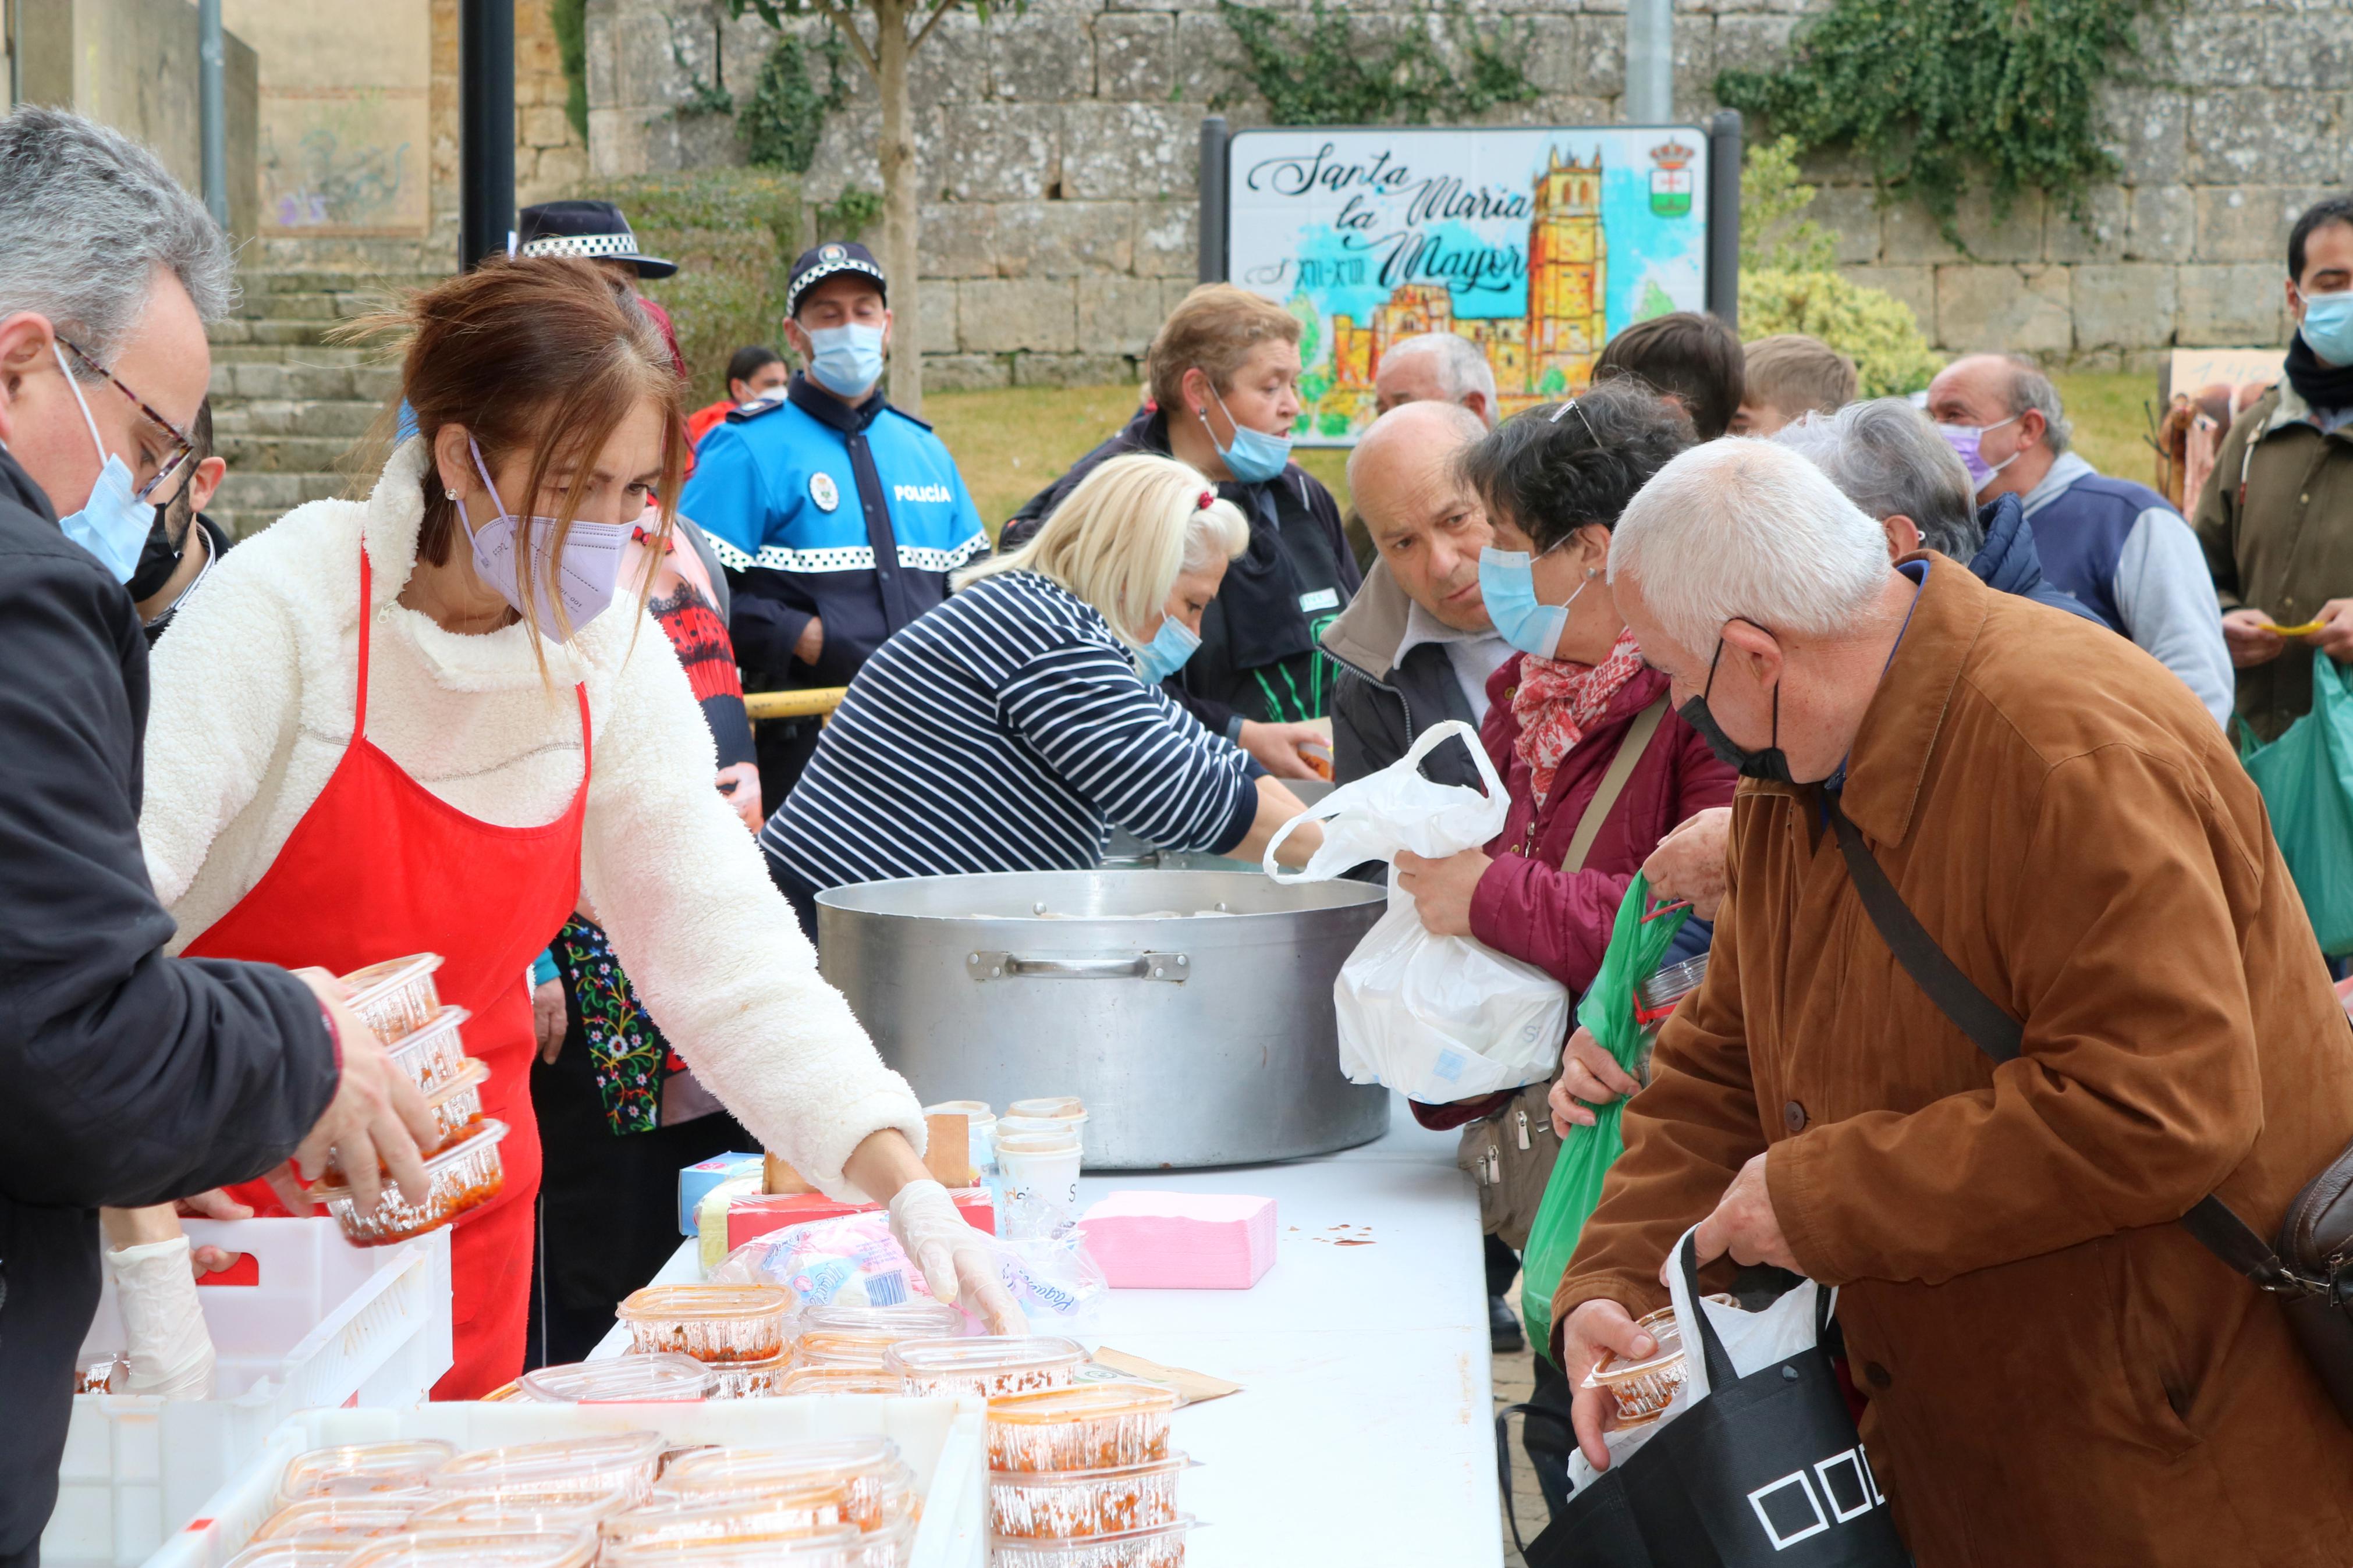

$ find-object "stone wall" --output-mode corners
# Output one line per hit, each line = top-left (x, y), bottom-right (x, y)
(585, 0), (2333, 380)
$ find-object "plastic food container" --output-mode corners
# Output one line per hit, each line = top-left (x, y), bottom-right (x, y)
(1583, 1312), (1687, 1421)
(408, 1491), (631, 1534)
(885, 1335), (1084, 1399)
(277, 1441), (455, 1505)
(989, 1456), (1188, 1539)
(1635, 952), (1710, 1026)
(797, 1300), (967, 1341)
(519, 1353), (719, 1404)
(776, 1366), (904, 1396)
(599, 1525), (863, 1567)
(853, 1513), (918, 1568)
(794, 1330), (901, 1371)
(384, 1006), (470, 1092)
(341, 1532), (598, 1568)
(986, 1385), (1179, 1473)
(707, 1349), (794, 1399)
(308, 1119), (509, 1247)
(424, 1058), (491, 1147)
(601, 1489), (851, 1550)
(428, 1431), (668, 1504)
(659, 1440), (911, 1530)
(618, 1285), (796, 1364)
(251, 1498), (428, 1541)
(988, 1516), (1195, 1568)
(342, 954), (443, 1042)
(226, 1546), (371, 1568)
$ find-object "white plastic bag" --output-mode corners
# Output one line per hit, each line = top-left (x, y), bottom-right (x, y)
(1265, 720), (1570, 1101)
(996, 1226), (1110, 1348)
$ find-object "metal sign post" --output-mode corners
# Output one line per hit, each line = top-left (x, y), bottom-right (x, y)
(459, 0), (516, 271)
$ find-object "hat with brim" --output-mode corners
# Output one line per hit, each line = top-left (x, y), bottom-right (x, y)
(786, 241), (888, 318)
(516, 199), (676, 280)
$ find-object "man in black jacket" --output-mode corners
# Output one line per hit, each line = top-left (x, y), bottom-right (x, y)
(0, 106), (429, 1565)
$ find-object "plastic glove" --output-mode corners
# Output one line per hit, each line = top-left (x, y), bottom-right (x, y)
(105, 1235), (217, 1400)
(888, 1178), (1029, 1335)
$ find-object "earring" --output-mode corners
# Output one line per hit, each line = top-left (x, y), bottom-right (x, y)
(444, 487), (458, 500)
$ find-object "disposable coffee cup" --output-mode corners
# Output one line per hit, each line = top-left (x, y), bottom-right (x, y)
(1007, 1097), (1086, 1121)
(925, 1099), (998, 1176)
(994, 1130), (1081, 1239)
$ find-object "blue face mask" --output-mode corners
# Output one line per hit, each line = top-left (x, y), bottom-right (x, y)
(1478, 539), (1592, 659)
(51, 341), (152, 583)
(1201, 386), (1293, 485)
(805, 322), (886, 399)
(2301, 289), (2353, 366)
(1134, 615), (1202, 685)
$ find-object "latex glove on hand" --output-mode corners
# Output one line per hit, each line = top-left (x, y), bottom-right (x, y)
(105, 1235), (217, 1399)
(888, 1178), (1029, 1335)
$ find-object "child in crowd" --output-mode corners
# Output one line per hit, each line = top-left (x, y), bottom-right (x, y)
(1732, 332), (1860, 436)
(1591, 310), (1747, 440)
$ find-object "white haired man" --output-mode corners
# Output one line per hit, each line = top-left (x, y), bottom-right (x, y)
(0, 106), (429, 1561)
(1928, 353), (2231, 723)
(1552, 439), (2353, 1562)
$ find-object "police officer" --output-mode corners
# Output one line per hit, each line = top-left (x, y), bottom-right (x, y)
(682, 241), (989, 813)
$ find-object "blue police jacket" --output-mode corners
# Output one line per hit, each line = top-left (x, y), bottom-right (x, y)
(680, 372), (987, 691)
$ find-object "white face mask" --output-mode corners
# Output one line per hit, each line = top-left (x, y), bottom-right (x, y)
(454, 436), (633, 642)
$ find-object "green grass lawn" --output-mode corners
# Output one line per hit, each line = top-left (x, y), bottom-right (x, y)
(927, 371), (2164, 536)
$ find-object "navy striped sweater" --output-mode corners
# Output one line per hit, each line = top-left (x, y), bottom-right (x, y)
(762, 570), (1259, 890)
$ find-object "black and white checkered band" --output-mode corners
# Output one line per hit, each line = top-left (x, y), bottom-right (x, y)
(788, 257), (887, 314)
(520, 232), (643, 262)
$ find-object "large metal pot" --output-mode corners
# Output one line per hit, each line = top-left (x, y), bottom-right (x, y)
(817, 869), (1387, 1169)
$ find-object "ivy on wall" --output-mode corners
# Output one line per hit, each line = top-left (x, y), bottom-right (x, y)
(551, 0), (590, 141)
(1714, 0), (2168, 248)
(740, 31), (852, 172)
(1215, 0), (1538, 127)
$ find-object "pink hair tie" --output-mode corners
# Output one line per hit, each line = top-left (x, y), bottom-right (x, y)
(1198, 490), (1215, 510)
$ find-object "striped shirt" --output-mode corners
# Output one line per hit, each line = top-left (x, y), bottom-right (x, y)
(764, 570), (1259, 890)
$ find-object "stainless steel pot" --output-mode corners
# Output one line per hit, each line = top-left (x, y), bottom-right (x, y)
(816, 869), (1387, 1169)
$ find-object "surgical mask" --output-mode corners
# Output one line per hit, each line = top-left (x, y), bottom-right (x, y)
(805, 323), (886, 399)
(51, 341), (152, 583)
(455, 437), (633, 643)
(1680, 638), (1793, 783)
(2299, 289), (2353, 366)
(1134, 616), (1202, 685)
(1935, 414), (2022, 493)
(1478, 539), (1590, 659)
(125, 504), (185, 600)
(1201, 386), (1292, 485)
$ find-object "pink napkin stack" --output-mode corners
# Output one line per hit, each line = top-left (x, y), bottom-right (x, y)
(1077, 1190), (1277, 1289)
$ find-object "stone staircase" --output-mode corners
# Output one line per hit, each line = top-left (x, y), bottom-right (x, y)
(204, 269), (453, 539)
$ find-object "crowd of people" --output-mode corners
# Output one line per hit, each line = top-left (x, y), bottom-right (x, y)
(5, 94), (2353, 1563)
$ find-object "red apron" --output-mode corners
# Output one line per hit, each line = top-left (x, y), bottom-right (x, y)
(186, 542), (590, 1398)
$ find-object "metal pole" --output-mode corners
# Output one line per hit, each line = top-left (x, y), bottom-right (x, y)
(1706, 109), (1742, 328)
(1623, 0), (1672, 124)
(198, 0), (227, 229)
(459, 0), (516, 271)
(1197, 115), (1229, 285)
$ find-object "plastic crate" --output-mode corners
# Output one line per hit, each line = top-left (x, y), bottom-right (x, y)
(44, 1219), (452, 1568)
(150, 1397), (988, 1568)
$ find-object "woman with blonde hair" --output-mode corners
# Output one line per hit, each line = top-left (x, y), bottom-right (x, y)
(763, 451), (1322, 929)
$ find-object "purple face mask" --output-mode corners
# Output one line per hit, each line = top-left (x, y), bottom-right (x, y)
(455, 436), (634, 642)
(1935, 414), (2022, 493)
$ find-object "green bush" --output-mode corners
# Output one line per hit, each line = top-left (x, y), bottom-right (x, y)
(570, 169), (805, 407)
(1740, 269), (1940, 399)
(740, 31), (851, 173)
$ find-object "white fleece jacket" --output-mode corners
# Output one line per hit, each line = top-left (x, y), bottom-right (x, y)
(140, 440), (925, 1197)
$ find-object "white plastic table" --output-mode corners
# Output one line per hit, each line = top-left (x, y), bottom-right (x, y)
(597, 1093), (1502, 1566)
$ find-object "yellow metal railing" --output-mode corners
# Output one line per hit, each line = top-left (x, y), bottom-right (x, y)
(743, 687), (849, 723)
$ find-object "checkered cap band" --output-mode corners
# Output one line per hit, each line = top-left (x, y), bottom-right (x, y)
(788, 256), (888, 315)
(520, 231), (643, 261)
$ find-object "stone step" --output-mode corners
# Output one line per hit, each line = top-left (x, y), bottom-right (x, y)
(212, 398), (381, 440)
(210, 470), (350, 539)
(239, 269), (450, 298)
(208, 317), (339, 348)
(207, 342), (374, 368)
(213, 432), (364, 474)
(210, 359), (400, 404)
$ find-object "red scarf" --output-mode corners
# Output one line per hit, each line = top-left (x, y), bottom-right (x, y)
(1511, 627), (1646, 806)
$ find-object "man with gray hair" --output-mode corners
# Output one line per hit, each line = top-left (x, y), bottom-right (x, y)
(1374, 330), (1500, 429)
(0, 106), (427, 1563)
(1928, 352), (2231, 723)
(1548, 438), (2353, 1559)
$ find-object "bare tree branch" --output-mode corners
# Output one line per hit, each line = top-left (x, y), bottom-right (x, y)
(811, 0), (881, 77)
(908, 0), (961, 55)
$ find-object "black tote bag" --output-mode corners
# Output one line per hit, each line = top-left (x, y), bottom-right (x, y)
(1528, 1234), (1910, 1568)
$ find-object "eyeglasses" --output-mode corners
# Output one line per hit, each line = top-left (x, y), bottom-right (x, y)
(55, 335), (195, 504)
(1548, 396), (1599, 444)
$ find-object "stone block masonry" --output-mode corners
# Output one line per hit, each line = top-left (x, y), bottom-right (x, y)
(585, 0), (2333, 380)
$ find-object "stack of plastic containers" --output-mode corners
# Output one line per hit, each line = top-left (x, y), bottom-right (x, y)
(615, 1284), (797, 1399)
(981, 1384), (1193, 1567)
(588, 1288), (973, 1402)
(308, 955), (509, 1247)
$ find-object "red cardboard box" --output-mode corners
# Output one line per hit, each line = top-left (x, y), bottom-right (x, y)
(725, 1187), (995, 1253)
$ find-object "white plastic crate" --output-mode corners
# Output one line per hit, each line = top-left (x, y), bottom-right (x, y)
(43, 1218), (452, 1568)
(150, 1397), (988, 1568)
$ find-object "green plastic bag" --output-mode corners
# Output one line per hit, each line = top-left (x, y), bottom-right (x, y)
(2241, 650), (2353, 955)
(1519, 873), (1690, 1363)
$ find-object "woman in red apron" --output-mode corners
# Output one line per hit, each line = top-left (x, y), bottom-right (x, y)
(136, 259), (1018, 1398)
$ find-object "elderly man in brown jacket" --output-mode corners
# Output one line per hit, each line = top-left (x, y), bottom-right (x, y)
(1555, 438), (2353, 1565)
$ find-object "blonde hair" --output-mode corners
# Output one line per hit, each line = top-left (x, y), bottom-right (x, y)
(1146, 283), (1302, 415)
(959, 454), (1248, 644)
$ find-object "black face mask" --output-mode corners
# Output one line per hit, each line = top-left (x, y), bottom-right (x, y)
(124, 503), (183, 600)
(1680, 639), (1794, 783)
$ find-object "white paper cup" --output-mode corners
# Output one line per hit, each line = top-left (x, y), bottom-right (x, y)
(925, 1100), (999, 1176)
(995, 1131), (1082, 1238)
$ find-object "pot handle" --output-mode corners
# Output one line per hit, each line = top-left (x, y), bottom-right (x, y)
(965, 950), (1190, 983)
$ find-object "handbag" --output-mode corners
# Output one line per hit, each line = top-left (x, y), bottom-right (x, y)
(1826, 791), (2353, 1424)
(1458, 699), (1673, 1248)
(1528, 1232), (1910, 1567)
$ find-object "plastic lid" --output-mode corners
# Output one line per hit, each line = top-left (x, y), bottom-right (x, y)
(991, 1131), (1080, 1156)
(226, 1547), (370, 1568)
(884, 1335), (1085, 1384)
(1584, 1317), (1686, 1389)
(986, 1452), (1192, 1484)
(308, 1118), (509, 1204)
(252, 1498), (428, 1541)
(342, 1531), (596, 1568)
(409, 1491), (631, 1532)
(424, 1057), (491, 1108)
(986, 1382), (1180, 1425)
(797, 1300), (967, 1340)
(430, 1431), (666, 1495)
(616, 1285), (795, 1324)
(601, 1489), (851, 1544)
(385, 1007), (470, 1059)
(1005, 1097), (1086, 1121)
(776, 1366), (902, 1396)
(659, 1440), (907, 1501)
(599, 1526), (862, 1566)
(342, 952), (442, 1001)
(278, 1441), (455, 1503)
(924, 1099), (996, 1122)
(520, 1353), (719, 1404)
(989, 1515), (1196, 1551)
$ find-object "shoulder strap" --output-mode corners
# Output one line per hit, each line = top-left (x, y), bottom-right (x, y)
(1561, 697), (1669, 874)
(1824, 792), (2311, 1296)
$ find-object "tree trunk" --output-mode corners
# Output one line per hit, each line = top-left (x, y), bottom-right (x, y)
(873, 0), (921, 414)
